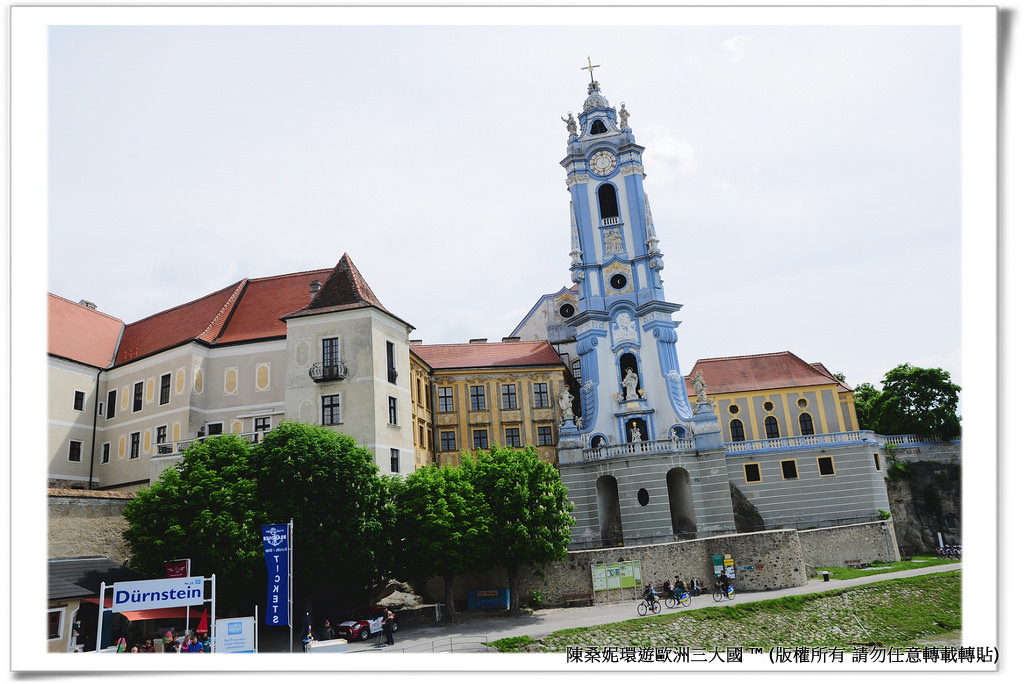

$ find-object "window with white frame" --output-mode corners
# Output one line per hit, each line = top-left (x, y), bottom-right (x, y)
(132, 381), (143, 412)
(388, 396), (399, 425)
(470, 385), (486, 411)
(386, 340), (398, 384)
(322, 395), (341, 425)
(437, 387), (454, 412)
(537, 425), (553, 446)
(255, 416), (271, 432)
(47, 609), (64, 640)
(533, 382), (550, 408)
(101, 443), (110, 464)
(129, 432), (140, 459)
(156, 425), (169, 454)
(501, 384), (517, 410)
(106, 389), (116, 419)
(160, 373), (171, 405)
(73, 390), (85, 412)
(68, 440), (82, 463)
(390, 448), (400, 473)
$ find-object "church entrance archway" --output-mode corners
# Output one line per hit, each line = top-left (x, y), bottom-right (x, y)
(596, 475), (623, 547)
(667, 467), (697, 539)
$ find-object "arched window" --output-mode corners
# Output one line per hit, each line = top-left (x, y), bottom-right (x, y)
(799, 413), (815, 436)
(730, 419), (746, 442)
(590, 120), (608, 134)
(764, 415), (780, 439)
(598, 184), (619, 221)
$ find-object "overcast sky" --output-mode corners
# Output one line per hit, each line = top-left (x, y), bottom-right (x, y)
(41, 8), (981, 394)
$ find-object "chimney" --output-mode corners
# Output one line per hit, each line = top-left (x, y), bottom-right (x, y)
(469, 338), (488, 344)
(309, 280), (322, 302)
(502, 337), (521, 343)
(79, 300), (97, 310)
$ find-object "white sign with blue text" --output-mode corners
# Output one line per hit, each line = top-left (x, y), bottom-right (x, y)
(111, 576), (206, 613)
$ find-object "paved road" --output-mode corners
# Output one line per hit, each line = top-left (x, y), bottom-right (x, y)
(345, 562), (962, 654)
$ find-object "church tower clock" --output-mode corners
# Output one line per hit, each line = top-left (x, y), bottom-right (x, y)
(559, 61), (695, 447)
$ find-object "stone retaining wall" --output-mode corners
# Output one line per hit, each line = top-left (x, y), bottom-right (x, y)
(48, 489), (133, 565)
(796, 521), (900, 569)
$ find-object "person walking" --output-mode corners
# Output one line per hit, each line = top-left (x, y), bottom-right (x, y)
(383, 609), (395, 646)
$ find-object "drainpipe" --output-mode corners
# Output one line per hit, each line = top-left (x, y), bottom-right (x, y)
(87, 366), (102, 490)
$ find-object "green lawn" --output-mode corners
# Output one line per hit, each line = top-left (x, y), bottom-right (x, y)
(816, 555), (960, 581)
(492, 570), (962, 652)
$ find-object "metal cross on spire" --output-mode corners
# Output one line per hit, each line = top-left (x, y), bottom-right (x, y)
(580, 56), (601, 84)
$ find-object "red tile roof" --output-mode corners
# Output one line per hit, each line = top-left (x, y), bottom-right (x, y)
(687, 351), (849, 396)
(283, 254), (412, 328)
(217, 268), (334, 344)
(115, 280), (247, 365)
(412, 340), (564, 371)
(48, 294), (124, 368)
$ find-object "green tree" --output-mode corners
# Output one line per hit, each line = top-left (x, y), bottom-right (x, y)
(253, 421), (393, 611)
(854, 382), (882, 429)
(857, 364), (961, 440)
(394, 463), (490, 623)
(464, 445), (575, 615)
(122, 434), (263, 607)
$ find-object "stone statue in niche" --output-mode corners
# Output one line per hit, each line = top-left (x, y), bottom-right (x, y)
(631, 421), (642, 443)
(621, 367), (639, 401)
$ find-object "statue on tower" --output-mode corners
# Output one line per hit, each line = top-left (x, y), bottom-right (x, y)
(559, 385), (575, 422)
(619, 102), (630, 129)
(691, 369), (710, 405)
(561, 111), (578, 137)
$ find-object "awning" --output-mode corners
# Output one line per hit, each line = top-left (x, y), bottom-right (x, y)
(80, 597), (211, 622)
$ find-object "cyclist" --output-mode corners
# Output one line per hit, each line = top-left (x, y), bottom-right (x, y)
(716, 572), (731, 595)
(642, 583), (658, 611)
(673, 575), (687, 599)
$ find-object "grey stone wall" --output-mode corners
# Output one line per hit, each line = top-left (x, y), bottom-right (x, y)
(48, 489), (133, 565)
(419, 528), (811, 607)
(797, 521), (900, 569)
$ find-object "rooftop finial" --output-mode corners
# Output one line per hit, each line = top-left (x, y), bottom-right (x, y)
(580, 56), (601, 84)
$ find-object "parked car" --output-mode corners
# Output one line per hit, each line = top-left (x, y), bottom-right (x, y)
(336, 606), (398, 641)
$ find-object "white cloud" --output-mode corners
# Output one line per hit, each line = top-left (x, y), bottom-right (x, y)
(720, 34), (751, 62)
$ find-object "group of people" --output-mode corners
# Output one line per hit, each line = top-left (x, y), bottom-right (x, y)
(644, 572), (732, 608)
(114, 630), (208, 653)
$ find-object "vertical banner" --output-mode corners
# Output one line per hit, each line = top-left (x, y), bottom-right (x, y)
(262, 524), (289, 626)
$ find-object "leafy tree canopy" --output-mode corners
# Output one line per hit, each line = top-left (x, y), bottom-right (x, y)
(855, 364), (961, 440)
(463, 445), (575, 614)
(122, 422), (391, 612)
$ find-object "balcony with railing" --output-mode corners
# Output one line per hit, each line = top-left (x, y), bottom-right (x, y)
(309, 361), (348, 383)
(152, 430), (271, 459)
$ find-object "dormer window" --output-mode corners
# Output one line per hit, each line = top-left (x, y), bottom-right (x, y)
(590, 120), (608, 134)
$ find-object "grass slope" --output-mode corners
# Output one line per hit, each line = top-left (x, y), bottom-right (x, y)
(493, 571), (961, 653)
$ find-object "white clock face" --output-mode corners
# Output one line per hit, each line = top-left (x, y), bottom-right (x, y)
(589, 150), (617, 176)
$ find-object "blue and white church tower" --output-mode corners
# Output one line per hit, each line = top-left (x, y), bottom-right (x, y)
(556, 65), (734, 547)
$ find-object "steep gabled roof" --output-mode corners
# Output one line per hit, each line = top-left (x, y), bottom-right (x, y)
(48, 294), (124, 368)
(412, 340), (564, 371)
(282, 253), (410, 327)
(114, 280), (247, 365)
(48, 557), (144, 601)
(216, 268), (334, 344)
(687, 351), (846, 396)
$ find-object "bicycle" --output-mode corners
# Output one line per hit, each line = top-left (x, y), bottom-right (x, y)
(637, 598), (661, 616)
(712, 585), (735, 602)
(664, 589), (691, 608)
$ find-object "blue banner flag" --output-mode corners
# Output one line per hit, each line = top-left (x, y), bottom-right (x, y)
(262, 524), (289, 626)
